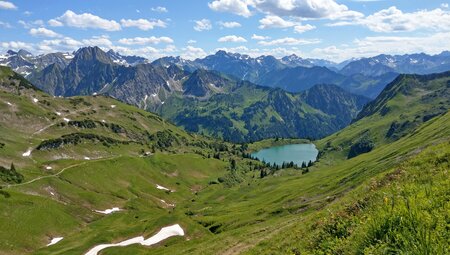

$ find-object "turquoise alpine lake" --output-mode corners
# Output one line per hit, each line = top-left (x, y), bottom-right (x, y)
(251, 143), (318, 166)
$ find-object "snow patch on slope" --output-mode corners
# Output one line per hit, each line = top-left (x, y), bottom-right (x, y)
(47, 237), (63, 246)
(94, 207), (121, 214)
(84, 224), (184, 255)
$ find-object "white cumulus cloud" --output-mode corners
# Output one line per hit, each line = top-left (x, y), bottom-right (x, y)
(258, 37), (321, 46)
(194, 19), (212, 31)
(251, 34), (271, 40)
(0, 41), (34, 51)
(328, 6), (450, 33)
(209, 0), (362, 20)
(18, 19), (44, 29)
(118, 36), (174, 45)
(48, 10), (121, 31)
(294, 24), (315, 33)
(218, 35), (247, 42)
(208, 0), (253, 18)
(110, 45), (176, 60)
(82, 35), (113, 48)
(258, 15), (295, 29)
(258, 15), (316, 33)
(0, 1), (17, 10)
(309, 32), (450, 61)
(120, 18), (167, 30)
(181, 45), (207, 60)
(29, 27), (61, 38)
(218, 21), (242, 28)
(36, 37), (83, 52)
(213, 46), (305, 58)
(254, 0), (363, 20)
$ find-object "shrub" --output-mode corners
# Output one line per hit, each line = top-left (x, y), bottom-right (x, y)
(348, 137), (375, 159)
(0, 163), (24, 184)
(37, 133), (130, 150)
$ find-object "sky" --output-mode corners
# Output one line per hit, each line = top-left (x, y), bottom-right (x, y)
(0, 0), (449, 62)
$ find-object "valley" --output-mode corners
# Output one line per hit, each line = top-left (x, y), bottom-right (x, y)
(1, 1), (449, 254)
(0, 60), (448, 254)
(6, 46), (370, 142)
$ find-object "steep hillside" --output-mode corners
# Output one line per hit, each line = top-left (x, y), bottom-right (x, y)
(0, 67), (273, 255)
(141, 71), (448, 255)
(0, 66), (218, 168)
(300, 84), (369, 124)
(319, 71), (450, 159)
(29, 47), (190, 106)
(182, 69), (234, 98)
(242, 73), (450, 254)
(158, 82), (370, 142)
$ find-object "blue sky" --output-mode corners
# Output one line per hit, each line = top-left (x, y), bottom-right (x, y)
(0, 0), (449, 62)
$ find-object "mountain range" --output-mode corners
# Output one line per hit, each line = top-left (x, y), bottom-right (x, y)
(0, 46), (448, 143)
(150, 50), (450, 98)
(0, 48), (147, 78)
(18, 46), (369, 142)
(2, 47), (449, 99)
(158, 80), (369, 142)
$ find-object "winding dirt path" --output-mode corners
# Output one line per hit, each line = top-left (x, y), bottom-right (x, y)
(2, 156), (120, 189)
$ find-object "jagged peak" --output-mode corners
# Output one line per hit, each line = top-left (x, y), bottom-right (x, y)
(6, 50), (17, 55)
(17, 49), (33, 57)
(215, 50), (229, 56)
(72, 46), (111, 64)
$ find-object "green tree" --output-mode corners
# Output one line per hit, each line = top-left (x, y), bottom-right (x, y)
(230, 159), (237, 170)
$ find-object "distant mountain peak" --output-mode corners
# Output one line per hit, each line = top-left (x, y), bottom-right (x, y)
(106, 50), (147, 66)
(214, 50), (230, 57)
(72, 46), (112, 64)
(18, 49), (33, 57)
(6, 50), (17, 55)
(282, 54), (301, 60)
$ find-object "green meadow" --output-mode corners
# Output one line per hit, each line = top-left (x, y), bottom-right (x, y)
(0, 67), (448, 254)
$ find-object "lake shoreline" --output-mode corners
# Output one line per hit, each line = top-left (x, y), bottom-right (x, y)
(250, 143), (319, 167)
(246, 138), (311, 153)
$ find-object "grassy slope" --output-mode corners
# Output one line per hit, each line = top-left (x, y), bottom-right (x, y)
(0, 67), (448, 255)
(84, 110), (449, 255)
(318, 73), (450, 153)
(246, 134), (449, 254)
(78, 111), (448, 255)
(155, 111), (449, 255)
(0, 67), (249, 254)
